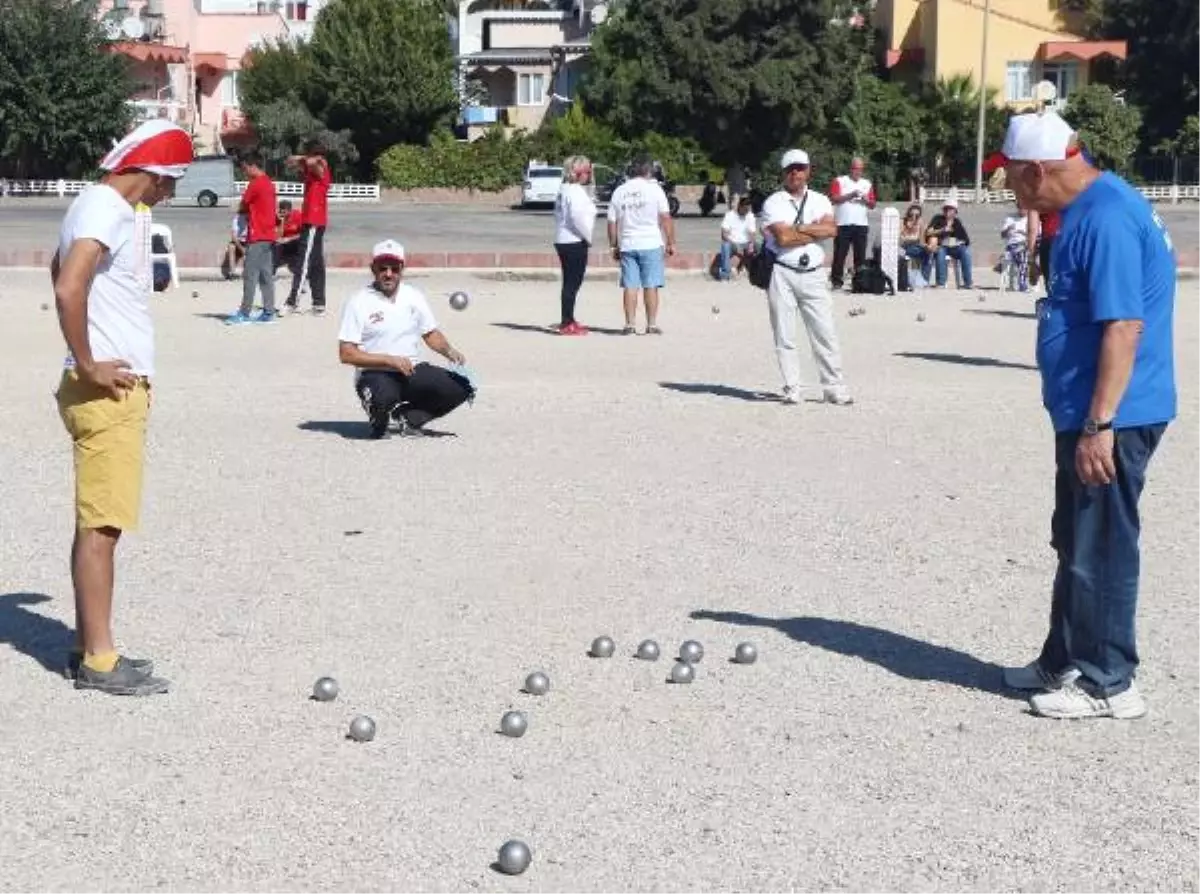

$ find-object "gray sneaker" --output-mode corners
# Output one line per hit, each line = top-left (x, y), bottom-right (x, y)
(66, 652), (154, 681)
(75, 656), (170, 696)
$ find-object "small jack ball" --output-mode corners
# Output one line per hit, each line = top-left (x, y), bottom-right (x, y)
(449, 291), (470, 311)
(348, 715), (376, 742)
(916, 312), (927, 322)
(500, 710), (528, 738)
(524, 671), (550, 696)
(40, 303), (50, 311)
(589, 636), (615, 658)
(312, 676), (339, 701)
(496, 839), (532, 875)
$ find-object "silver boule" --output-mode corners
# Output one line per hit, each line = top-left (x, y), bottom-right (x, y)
(734, 642), (758, 665)
(499, 710), (528, 738)
(496, 839), (532, 875)
(449, 290), (471, 311)
(40, 302), (50, 311)
(635, 639), (661, 661)
(670, 661), (695, 684)
(312, 676), (339, 701)
(524, 671), (550, 696)
(348, 715), (376, 742)
(679, 640), (704, 663)
(916, 312), (926, 322)
(589, 636), (615, 658)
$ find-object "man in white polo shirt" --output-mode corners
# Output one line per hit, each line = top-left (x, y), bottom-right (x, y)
(52, 119), (193, 696)
(828, 157), (876, 290)
(338, 240), (474, 439)
(761, 149), (853, 406)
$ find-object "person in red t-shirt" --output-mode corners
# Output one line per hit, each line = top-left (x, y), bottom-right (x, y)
(283, 138), (332, 315)
(227, 151), (277, 324)
(273, 199), (303, 274)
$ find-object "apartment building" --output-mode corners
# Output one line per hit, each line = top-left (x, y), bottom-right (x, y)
(874, 0), (1126, 107)
(100, 0), (325, 153)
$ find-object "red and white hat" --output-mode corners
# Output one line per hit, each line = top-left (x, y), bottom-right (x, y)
(982, 110), (1080, 174)
(372, 239), (405, 264)
(99, 120), (194, 179)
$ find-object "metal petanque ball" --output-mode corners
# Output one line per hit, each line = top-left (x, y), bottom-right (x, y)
(636, 639), (661, 661)
(40, 302), (50, 311)
(499, 710), (528, 738)
(524, 671), (550, 696)
(191, 290), (200, 299)
(679, 640), (704, 664)
(916, 312), (927, 322)
(589, 636), (615, 658)
(496, 839), (532, 875)
(734, 642), (759, 665)
(670, 661), (695, 684)
(311, 676), (339, 702)
(348, 715), (376, 742)
(448, 290), (471, 311)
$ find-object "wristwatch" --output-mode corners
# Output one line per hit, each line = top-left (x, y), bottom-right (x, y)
(1082, 417), (1114, 436)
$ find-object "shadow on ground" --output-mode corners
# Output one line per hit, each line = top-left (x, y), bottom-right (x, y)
(0, 592), (72, 675)
(894, 351), (1036, 371)
(491, 322), (628, 336)
(689, 609), (1017, 697)
(298, 421), (457, 440)
(962, 308), (1038, 321)
(659, 382), (781, 403)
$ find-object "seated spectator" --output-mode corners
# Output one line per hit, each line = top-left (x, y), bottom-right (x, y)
(924, 198), (974, 289)
(898, 203), (929, 288)
(274, 199), (303, 274)
(999, 203), (1030, 292)
(221, 212), (247, 280)
(338, 240), (474, 439)
(716, 196), (757, 280)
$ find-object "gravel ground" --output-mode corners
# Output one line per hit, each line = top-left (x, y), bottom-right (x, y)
(0, 269), (1196, 892)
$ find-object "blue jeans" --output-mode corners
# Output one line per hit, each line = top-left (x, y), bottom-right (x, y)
(717, 241), (750, 281)
(935, 244), (973, 287)
(619, 247), (666, 289)
(902, 243), (930, 286)
(1038, 425), (1167, 696)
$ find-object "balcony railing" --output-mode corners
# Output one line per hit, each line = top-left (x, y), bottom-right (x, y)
(128, 99), (186, 124)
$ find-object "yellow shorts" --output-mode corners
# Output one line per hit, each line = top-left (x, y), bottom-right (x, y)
(56, 370), (150, 531)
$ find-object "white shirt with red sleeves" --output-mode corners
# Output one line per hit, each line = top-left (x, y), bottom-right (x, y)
(830, 175), (876, 227)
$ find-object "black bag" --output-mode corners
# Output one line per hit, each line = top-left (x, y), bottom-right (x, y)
(850, 260), (895, 296)
(748, 193), (808, 290)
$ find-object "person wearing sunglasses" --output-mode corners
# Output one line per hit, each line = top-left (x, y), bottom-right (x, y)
(898, 203), (929, 288)
(337, 240), (473, 439)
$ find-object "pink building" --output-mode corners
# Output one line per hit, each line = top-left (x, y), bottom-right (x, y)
(98, 0), (322, 153)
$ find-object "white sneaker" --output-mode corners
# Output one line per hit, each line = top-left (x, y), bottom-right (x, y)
(781, 387), (800, 405)
(1029, 679), (1146, 720)
(823, 390), (854, 406)
(1003, 661), (1080, 691)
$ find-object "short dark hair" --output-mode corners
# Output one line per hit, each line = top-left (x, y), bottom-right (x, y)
(304, 137), (326, 156)
(737, 195), (752, 208)
(241, 150), (264, 169)
(278, 199), (293, 211)
(631, 155), (653, 178)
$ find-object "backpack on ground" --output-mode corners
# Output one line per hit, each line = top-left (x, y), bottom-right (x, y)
(850, 260), (895, 296)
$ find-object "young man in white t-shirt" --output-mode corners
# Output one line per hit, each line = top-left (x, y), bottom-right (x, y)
(51, 119), (193, 696)
(828, 157), (877, 289)
(716, 196), (757, 280)
(606, 156), (676, 335)
(1000, 204), (1030, 292)
(761, 149), (852, 406)
(338, 240), (473, 439)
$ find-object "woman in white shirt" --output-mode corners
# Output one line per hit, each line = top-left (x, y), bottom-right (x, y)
(553, 155), (597, 335)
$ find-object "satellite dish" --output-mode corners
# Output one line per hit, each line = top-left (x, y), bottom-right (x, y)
(120, 16), (145, 39)
(1034, 80), (1058, 103)
(590, 3), (607, 24)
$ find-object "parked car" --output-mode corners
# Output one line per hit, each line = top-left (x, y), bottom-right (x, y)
(521, 161), (563, 208)
(173, 155), (239, 208)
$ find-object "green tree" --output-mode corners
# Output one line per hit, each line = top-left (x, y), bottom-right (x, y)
(1087, 0), (1198, 151)
(248, 98), (359, 179)
(918, 74), (1007, 185)
(830, 75), (928, 199)
(580, 0), (873, 171)
(305, 0), (458, 178)
(0, 0), (133, 178)
(238, 38), (316, 113)
(1063, 83), (1142, 174)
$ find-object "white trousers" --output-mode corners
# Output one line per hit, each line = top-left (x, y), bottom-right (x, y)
(766, 265), (849, 397)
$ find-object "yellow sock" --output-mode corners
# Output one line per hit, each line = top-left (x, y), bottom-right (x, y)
(82, 651), (119, 673)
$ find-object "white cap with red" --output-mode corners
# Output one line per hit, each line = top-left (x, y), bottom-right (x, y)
(982, 110), (1079, 173)
(780, 149), (811, 169)
(99, 119), (194, 179)
(372, 239), (405, 264)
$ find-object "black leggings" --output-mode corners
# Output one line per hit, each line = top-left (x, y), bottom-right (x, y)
(555, 241), (589, 324)
(1039, 235), (1054, 285)
(831, 225), (869, 286)
(287, 225), (327, 308)
(356, 365), (473, 428)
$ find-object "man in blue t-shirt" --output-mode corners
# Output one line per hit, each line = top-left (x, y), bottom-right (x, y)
(989, 111), (1176, 720)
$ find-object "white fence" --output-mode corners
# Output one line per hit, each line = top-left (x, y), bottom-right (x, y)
(0, 178), (381, 202)
(922, 184), (1200, 205)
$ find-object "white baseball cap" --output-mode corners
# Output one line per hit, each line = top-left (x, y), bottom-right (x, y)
(983, 110), (1079, 173)
(780, 149), (810, 169)
(372, 239), (405, 264)
(943, 197), (959, 209)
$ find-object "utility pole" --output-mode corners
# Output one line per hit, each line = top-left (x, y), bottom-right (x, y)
(973, 0), (992, 204)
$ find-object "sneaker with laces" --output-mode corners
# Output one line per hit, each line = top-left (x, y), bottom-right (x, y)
(252, 310), (277, 323)
(66, 652), (153, 681)
(1003, 660), (1080, 691)
(74, 656), (170, 696)
(224, 311), (252, 326)
(1029, 679), (1146, 720)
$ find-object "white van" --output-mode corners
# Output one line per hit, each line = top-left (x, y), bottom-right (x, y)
(174, 155), (239, 208)
(521, 161), (563, 208)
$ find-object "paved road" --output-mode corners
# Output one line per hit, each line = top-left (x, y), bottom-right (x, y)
(3, 197), (1197, 261)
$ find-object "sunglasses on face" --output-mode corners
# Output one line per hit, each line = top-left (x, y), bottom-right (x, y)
(375, 263), (402, 273)
(785, 164), (810, 173)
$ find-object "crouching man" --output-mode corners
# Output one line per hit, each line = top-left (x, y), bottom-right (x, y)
(338, 240), (474, 438)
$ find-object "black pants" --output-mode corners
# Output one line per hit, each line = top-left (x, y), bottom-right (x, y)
(831, 225), (869, 286)
(356, 365), (473, 429)
(287, 225), (326, 308)
(555, 241), (589, 324)
(1038, 235), (1055, 286)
